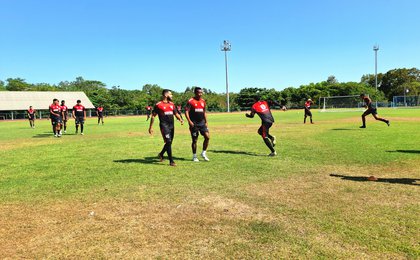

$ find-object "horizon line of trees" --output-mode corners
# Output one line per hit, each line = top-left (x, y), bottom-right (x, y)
(1, 67), (419, 111)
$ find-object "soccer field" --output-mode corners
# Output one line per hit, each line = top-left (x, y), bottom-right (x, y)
(0, 109), (419, 258)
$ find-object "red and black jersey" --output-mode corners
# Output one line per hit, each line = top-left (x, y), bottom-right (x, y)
(363, 97), (374, 109)
(153, 101), (177, 127)
(185, 97), (206, 123)
(96, 107), (104, 114)
(73, 105), (86, 117)
(146, 106), (152, 111)
(305, 101), (312, 110)
(49, 104), (62, 117)
(60, 105), (68, 112)
(251, 101), (274, 124)
(28, 109), (35, 116)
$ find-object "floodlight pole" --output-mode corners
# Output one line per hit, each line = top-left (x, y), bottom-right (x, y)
(373, 45), (379, 107)
(221, 40), (231, 112)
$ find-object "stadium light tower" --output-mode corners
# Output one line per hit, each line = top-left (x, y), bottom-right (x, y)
(373, 44), (379, 107)
(221, 40), (231, 112)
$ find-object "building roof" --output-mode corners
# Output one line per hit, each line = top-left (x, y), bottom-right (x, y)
(0, 91), (95, 111)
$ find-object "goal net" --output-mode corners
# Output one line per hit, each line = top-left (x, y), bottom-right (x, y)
(319, 95), (365, 112)
(392, 95), (420, 108)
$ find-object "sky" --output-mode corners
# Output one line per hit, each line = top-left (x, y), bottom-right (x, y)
(1, 0), (419, 93)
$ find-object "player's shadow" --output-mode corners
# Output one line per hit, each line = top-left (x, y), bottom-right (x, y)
(331, 128), (358, 131)
(210, 150), (264, 156)
(386, 150), (420, 154)
(32, 133), (53, 138)
(114, 156), (187, 165)
(330, 174), (419, 186)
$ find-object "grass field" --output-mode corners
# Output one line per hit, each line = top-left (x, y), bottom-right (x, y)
(0, 108), (419, 259)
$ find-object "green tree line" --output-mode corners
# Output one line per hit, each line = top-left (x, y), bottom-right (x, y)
(1, 68), (419, 111)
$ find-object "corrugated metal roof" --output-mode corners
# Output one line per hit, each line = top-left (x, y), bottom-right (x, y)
(0, 91), (95, 111)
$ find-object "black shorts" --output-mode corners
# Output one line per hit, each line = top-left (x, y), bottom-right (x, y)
(28, 116), (35, 121)
(363, 107), (377, 116)
(304, 108), (312, 117)
(75, 117), (85, 124)
(190, 122), (209, 140)
(258, 122), (272, 138)
(98, 113), (103, 118)
(160, 125), (174, 143)
(51, 116), (63, 125)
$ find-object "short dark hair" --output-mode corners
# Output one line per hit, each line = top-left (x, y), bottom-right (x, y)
(360, 94), (366, 97)
(194, 87), (202, 94)
(53, 98), (58, 102)
(77, 100), (81, 103)
(61, 100), (65, 103)
(162, 89), (171, 96)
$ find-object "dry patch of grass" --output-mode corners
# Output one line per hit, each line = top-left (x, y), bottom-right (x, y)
(0, 194), (275, 259)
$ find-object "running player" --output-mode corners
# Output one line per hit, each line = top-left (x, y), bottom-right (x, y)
(72, 100), (86, 135)
(185, 87), (210, 162)
(148, 89), (184, 166)
(27, 106), (36, 128)
(246, 96), (277, 156)
(49, 99), (63, 137)
(96, 104), (104, 125)
(146, 105), (152, 121)
(60, 100), (69, 133)
(304, 98), (314, 124)
(359, 94), (390, 128)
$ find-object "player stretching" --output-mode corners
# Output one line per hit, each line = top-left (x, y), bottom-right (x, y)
(49, 99), (63, 137)
(60, 100), (69, 133)
(96, 104), (104, 125)
(73, 100), (86, 135)
(304, 98), (314, 124)
(146, 105), (152, 121)
(359, 94), (390, 128)
(246, 97), (277, 156)
(148, 89), (184, 166)
(185, 87), (210, 162)
(27, 106), (36, 128)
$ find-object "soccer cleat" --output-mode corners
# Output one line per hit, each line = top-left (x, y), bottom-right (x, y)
(75, 130), (78, 134)
(386, 120), (390, 126)
(201, 152), (210, 161)
(193, 157), (199, 162)
(169, 162), (176, 167)
(359, 126), (366, 128)
(80, 133), (84, 135)
(268, 151), (277, 156)
(54, 134), (58, 137)
(270, 136), (276, 147)
(158, 153), (164, 162)
(64, 130), (66, 133)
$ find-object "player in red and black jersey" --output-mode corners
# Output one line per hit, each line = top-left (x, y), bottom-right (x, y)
(304, 99), (314, 124)
(49, 99), (63, 137)
(146, 105), (152, 121)
(359, 94), (390, 128)
(148, 89), (184, 166)
(60, 100), (69, 133)
(27, 106), (36, 128)
(185, 87), (210, 162)
(72, 100), (86, 135)
(246, 97), (277, 156)
(96, 105), (104, 125)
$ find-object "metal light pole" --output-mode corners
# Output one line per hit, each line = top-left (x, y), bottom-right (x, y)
(221, 40), (231, 112)
(373, 45), (379, 107)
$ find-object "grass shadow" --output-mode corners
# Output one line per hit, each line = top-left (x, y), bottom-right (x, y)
(386, 150), (420, 154)
(330, 174), (419, 186)
(114, 156), (187, 165)
(210, 150), (264, 156)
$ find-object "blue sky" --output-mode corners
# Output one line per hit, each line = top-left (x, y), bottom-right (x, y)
(1, 0), (419, 93)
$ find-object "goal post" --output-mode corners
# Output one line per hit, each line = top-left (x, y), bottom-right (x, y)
(391, 95), (420, 108)
(319, 95), (365, 112)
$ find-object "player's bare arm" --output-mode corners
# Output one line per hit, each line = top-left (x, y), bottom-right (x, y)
(185, 110), (194, 127)
(148, 113), (156, 135)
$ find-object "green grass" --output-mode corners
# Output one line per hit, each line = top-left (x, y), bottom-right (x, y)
(0, 108), (419, 258)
